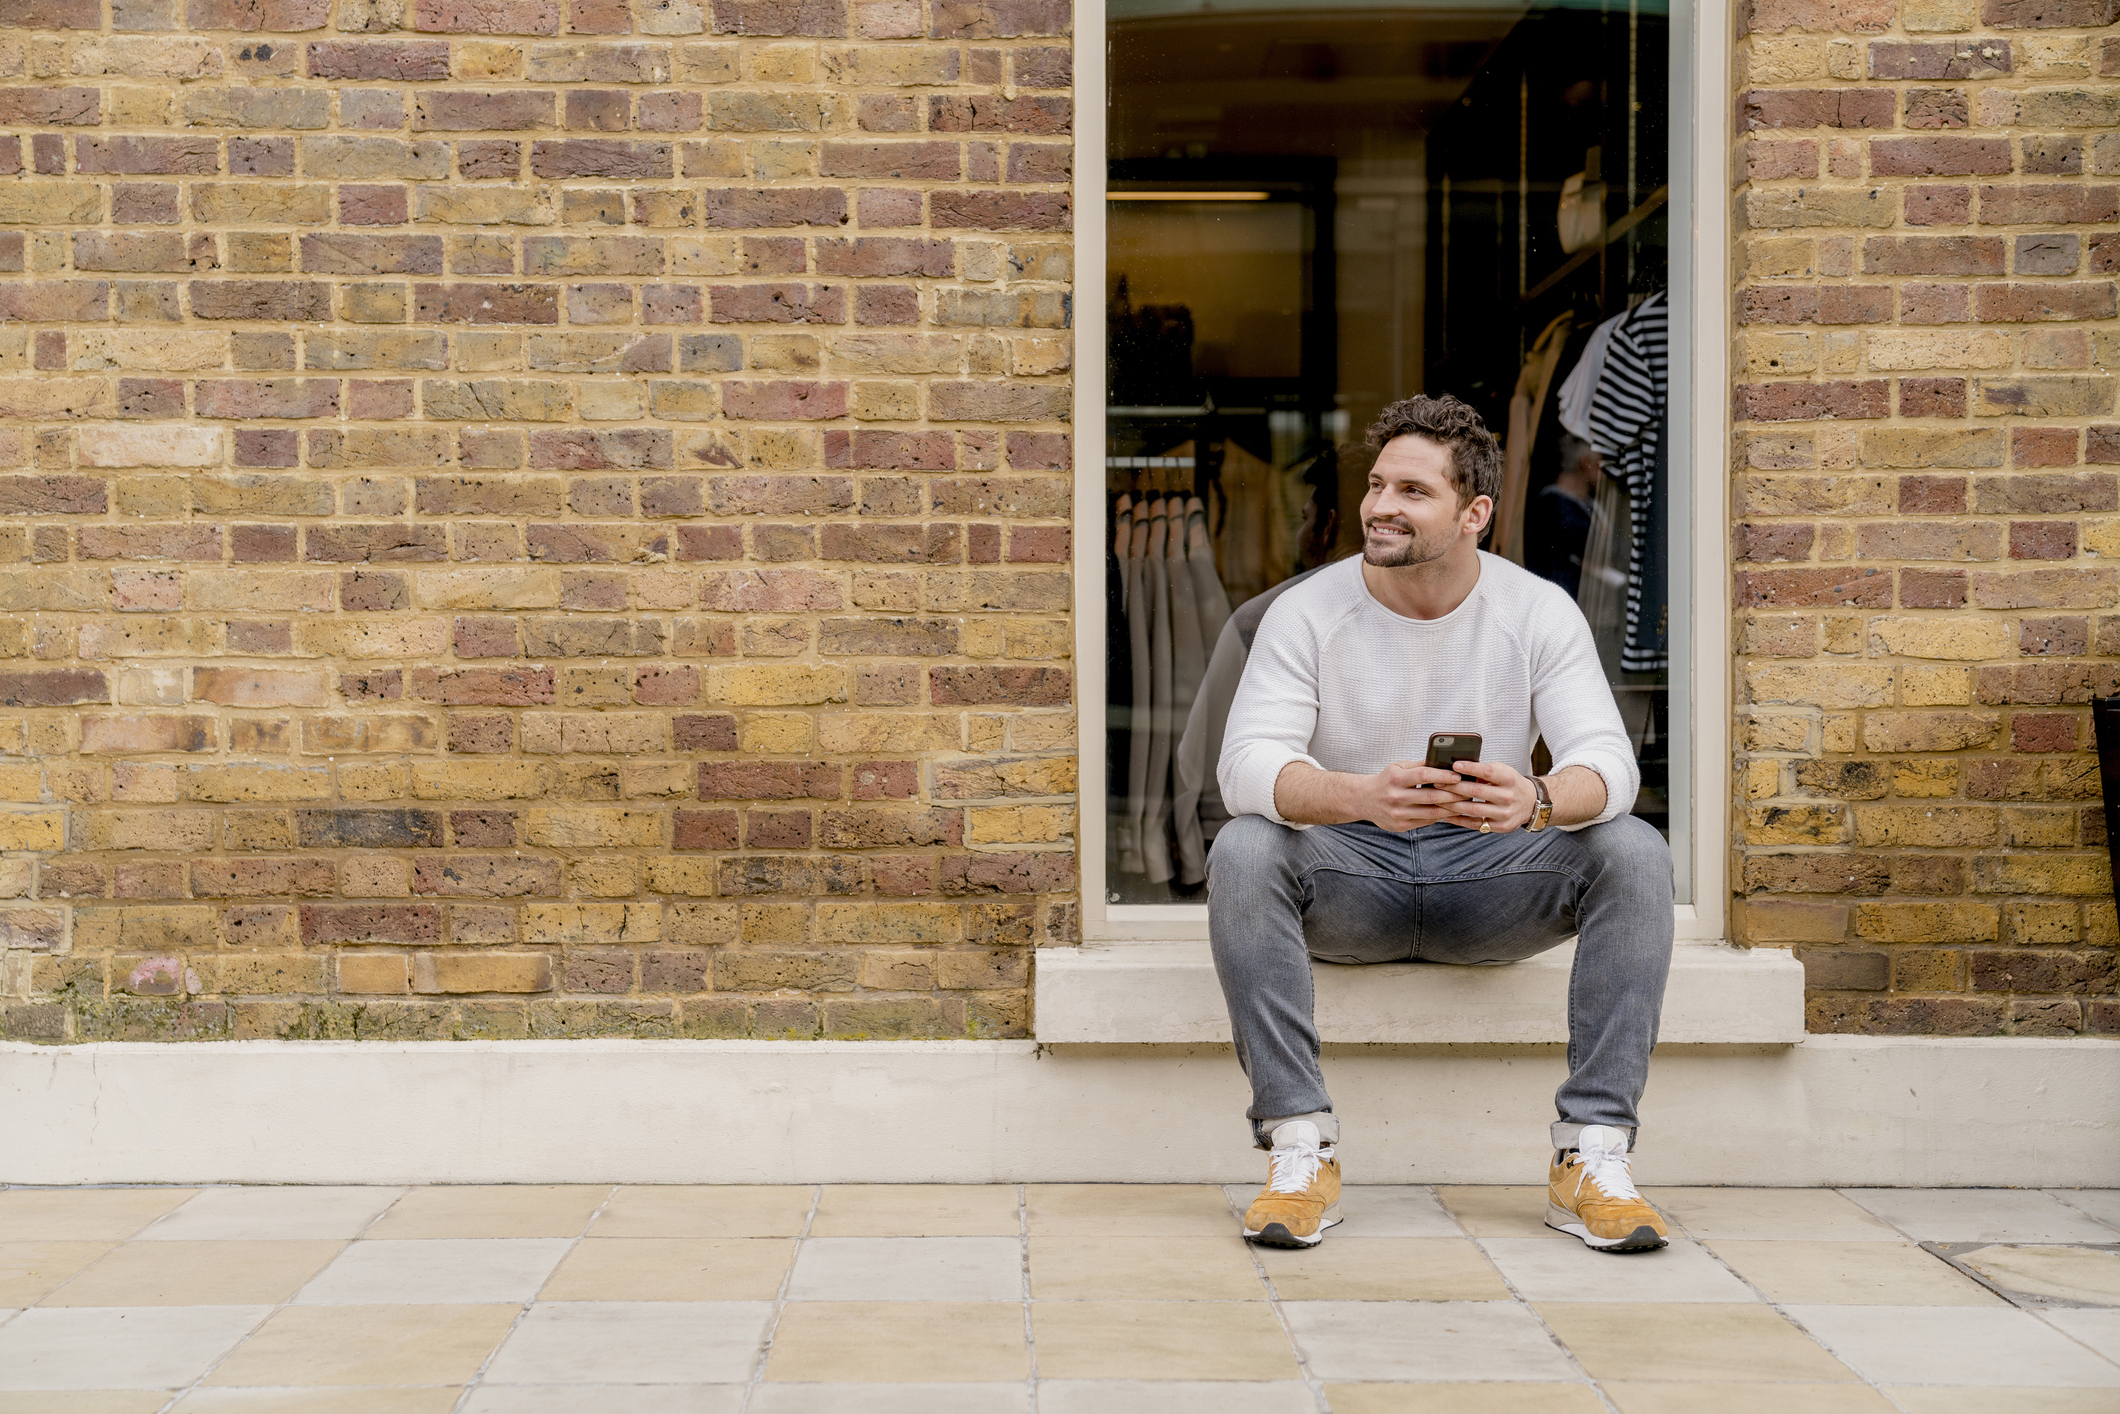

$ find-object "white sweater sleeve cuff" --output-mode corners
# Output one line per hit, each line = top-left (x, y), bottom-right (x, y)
(1551, 750), (1638, 831)
(1226, 748), (1324, 827)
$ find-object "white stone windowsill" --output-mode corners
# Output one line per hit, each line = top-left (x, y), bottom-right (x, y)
(1033, 941), (1807, 1045)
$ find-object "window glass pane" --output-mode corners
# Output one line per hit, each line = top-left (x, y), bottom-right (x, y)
(1103, 0), (1675, 905)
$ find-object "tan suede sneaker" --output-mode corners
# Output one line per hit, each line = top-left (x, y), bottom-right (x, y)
(1545, 1124), (1669, 1253)
(1242, 1120), (1342, 1248)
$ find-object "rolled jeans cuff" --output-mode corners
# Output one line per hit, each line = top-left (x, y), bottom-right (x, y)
(1254, 1111), (1339, 1151)
(1551, 1121), (1638, 1151)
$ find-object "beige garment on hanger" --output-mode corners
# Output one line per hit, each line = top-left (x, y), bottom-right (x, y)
(1212, 440), (1277, 606)
(1496, 312), (1574, 565)
(1185, 496), (1231, 651)
(1121, 507), (1153, 875)
(1141, 499), (1177, 885)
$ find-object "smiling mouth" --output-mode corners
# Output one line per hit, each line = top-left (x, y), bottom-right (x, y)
(1367, 522), (1412, 537)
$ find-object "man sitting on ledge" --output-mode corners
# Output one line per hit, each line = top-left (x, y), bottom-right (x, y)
(1209, 393), (1675, 1254)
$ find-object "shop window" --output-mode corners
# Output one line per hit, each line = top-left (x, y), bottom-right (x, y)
(1099, 0), (1680, 907)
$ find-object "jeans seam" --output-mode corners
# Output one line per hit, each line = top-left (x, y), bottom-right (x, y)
(1408, 864), (1590, 890)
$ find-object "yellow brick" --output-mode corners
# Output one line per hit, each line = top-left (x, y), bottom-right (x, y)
(852, 381), (919, 421)
(339, 762), (410, 800)
(1864, 330), (2013, 372)
(1739, 900), (1849, 943)
(575, 857), (643, 896)
(1742, 760), (1781, 800)
(1745, 803), (1848, 845)
(621, 763), (694, 799)
(411, 761), (545, 801)
(413, 953), (552, 995)
(966, 805), (1075, 845)
(1972, 854), (2111, 896)
(1854, 902), (1998, 943)
(521, 808), (663, 848)
(1741, 332), (1817, 376)
(667, 902), (740, 944)
(1903, 0), (1974, 27)
(457, 40), (523, 78)
(113, 905), (216, 949)
(0, 766), (41, 802)
(707, 664), (847, 707)
(818, 712), (960, 754)
(1867, 618), (2008, 661)
(1746, 664), (1894, 709)
(1853, 806), (1999, 849)
(414, 568), (562, 610)
(194, 954), (325, 995)
(816, 902), (962, 944)
(184, 767), (332, 804)
(645, 859), (718, 896)
(523, 903), (661, 945)
(1892, 760), (1961, 798)
(1899, 666), (1973, 706)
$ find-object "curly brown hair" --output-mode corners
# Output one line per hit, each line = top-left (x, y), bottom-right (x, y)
(1364, 394), (1504, 508)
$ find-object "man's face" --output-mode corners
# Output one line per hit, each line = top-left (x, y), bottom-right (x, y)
(1361, 435), (1490, 568)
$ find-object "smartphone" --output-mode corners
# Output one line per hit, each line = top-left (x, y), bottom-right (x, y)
(1425, 732), (1482, 783)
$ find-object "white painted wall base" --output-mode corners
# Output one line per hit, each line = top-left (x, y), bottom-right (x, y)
(3, 1036), (2115, 1188)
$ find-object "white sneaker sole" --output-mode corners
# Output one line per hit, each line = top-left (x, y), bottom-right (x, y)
(1245, 1204), (1342, 1248)
(1545, 1201), (1668, 1252)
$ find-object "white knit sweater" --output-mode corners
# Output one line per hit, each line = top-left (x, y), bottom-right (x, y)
(1217, 553), (1638, 831)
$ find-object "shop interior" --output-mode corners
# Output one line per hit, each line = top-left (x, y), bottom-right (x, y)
(1104, 0), (1673, 903)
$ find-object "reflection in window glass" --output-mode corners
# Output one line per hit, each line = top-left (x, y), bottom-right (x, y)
(1103, 0), (1673, 905)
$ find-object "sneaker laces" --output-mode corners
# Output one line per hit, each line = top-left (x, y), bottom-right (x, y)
(1265, 1142), (1329, 1195)
(1573, 1135), (1641, 1203)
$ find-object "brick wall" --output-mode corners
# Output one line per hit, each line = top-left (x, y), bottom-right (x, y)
(1732, 0), (2118, 1034)
(0, 0), (1078, 1042)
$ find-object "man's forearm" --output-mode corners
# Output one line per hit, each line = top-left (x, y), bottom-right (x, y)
(1545, 764), (1607, 827)
(1271, 761), (1371, 826)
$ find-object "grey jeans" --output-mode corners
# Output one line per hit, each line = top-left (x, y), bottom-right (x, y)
(1206, 812), (1674, 1151)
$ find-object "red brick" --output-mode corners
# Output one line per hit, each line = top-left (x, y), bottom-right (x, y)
(1870, 39), (2013, 79)
(1863, 236), (2004, 276)
(1741, 89), (1893, 130)
(711, 0), (845, 34)
(721, 381), (848, 420)
(700, 188), (848, 228)
(1979, 185), (2120, 226)
(307, 40), (452, 79)
(1871, 137), (2013, 176)
(1905, 185), (1972, 226)
(1974, 282), (2118, 322)
(1981, 0), (2113, 25)
(188, 0), (331, 25)
(2009, 521), (2078, 560)
(1734, 381), (1890, 422)
(929, 191), (1069, 231)
(0, 0), (101, 24)
(75, 137), (219, 177)
(1899, 378), (1967, 418)
(930, 665), (1070, 705)
(412, 0), (561, 32)
(2013, 428), (2080, 468)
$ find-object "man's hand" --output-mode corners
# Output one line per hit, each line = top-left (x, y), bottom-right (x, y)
(1430, 759), (1538, 833)
(1349, 762), (1469, 833)
(1355, 759), (1536, 833)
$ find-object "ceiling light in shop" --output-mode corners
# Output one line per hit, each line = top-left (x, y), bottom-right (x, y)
(1108, 191), (1274, 201)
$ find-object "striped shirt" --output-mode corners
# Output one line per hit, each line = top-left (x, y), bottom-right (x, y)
(1586, 292), (1669, 673)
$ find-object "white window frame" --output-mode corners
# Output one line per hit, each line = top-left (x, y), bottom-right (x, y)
(1070, 0), (1731, 943)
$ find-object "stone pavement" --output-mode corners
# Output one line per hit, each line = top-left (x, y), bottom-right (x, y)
(0, 1183), (2116, 1412)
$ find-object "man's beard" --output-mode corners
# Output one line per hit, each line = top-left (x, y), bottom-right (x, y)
(1362, 519), (1449, 568)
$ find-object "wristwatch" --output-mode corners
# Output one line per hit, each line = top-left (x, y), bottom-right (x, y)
(1527, 776), (1553, 832)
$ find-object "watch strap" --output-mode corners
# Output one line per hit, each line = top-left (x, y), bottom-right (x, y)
(1530, 775), (1553, 831)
